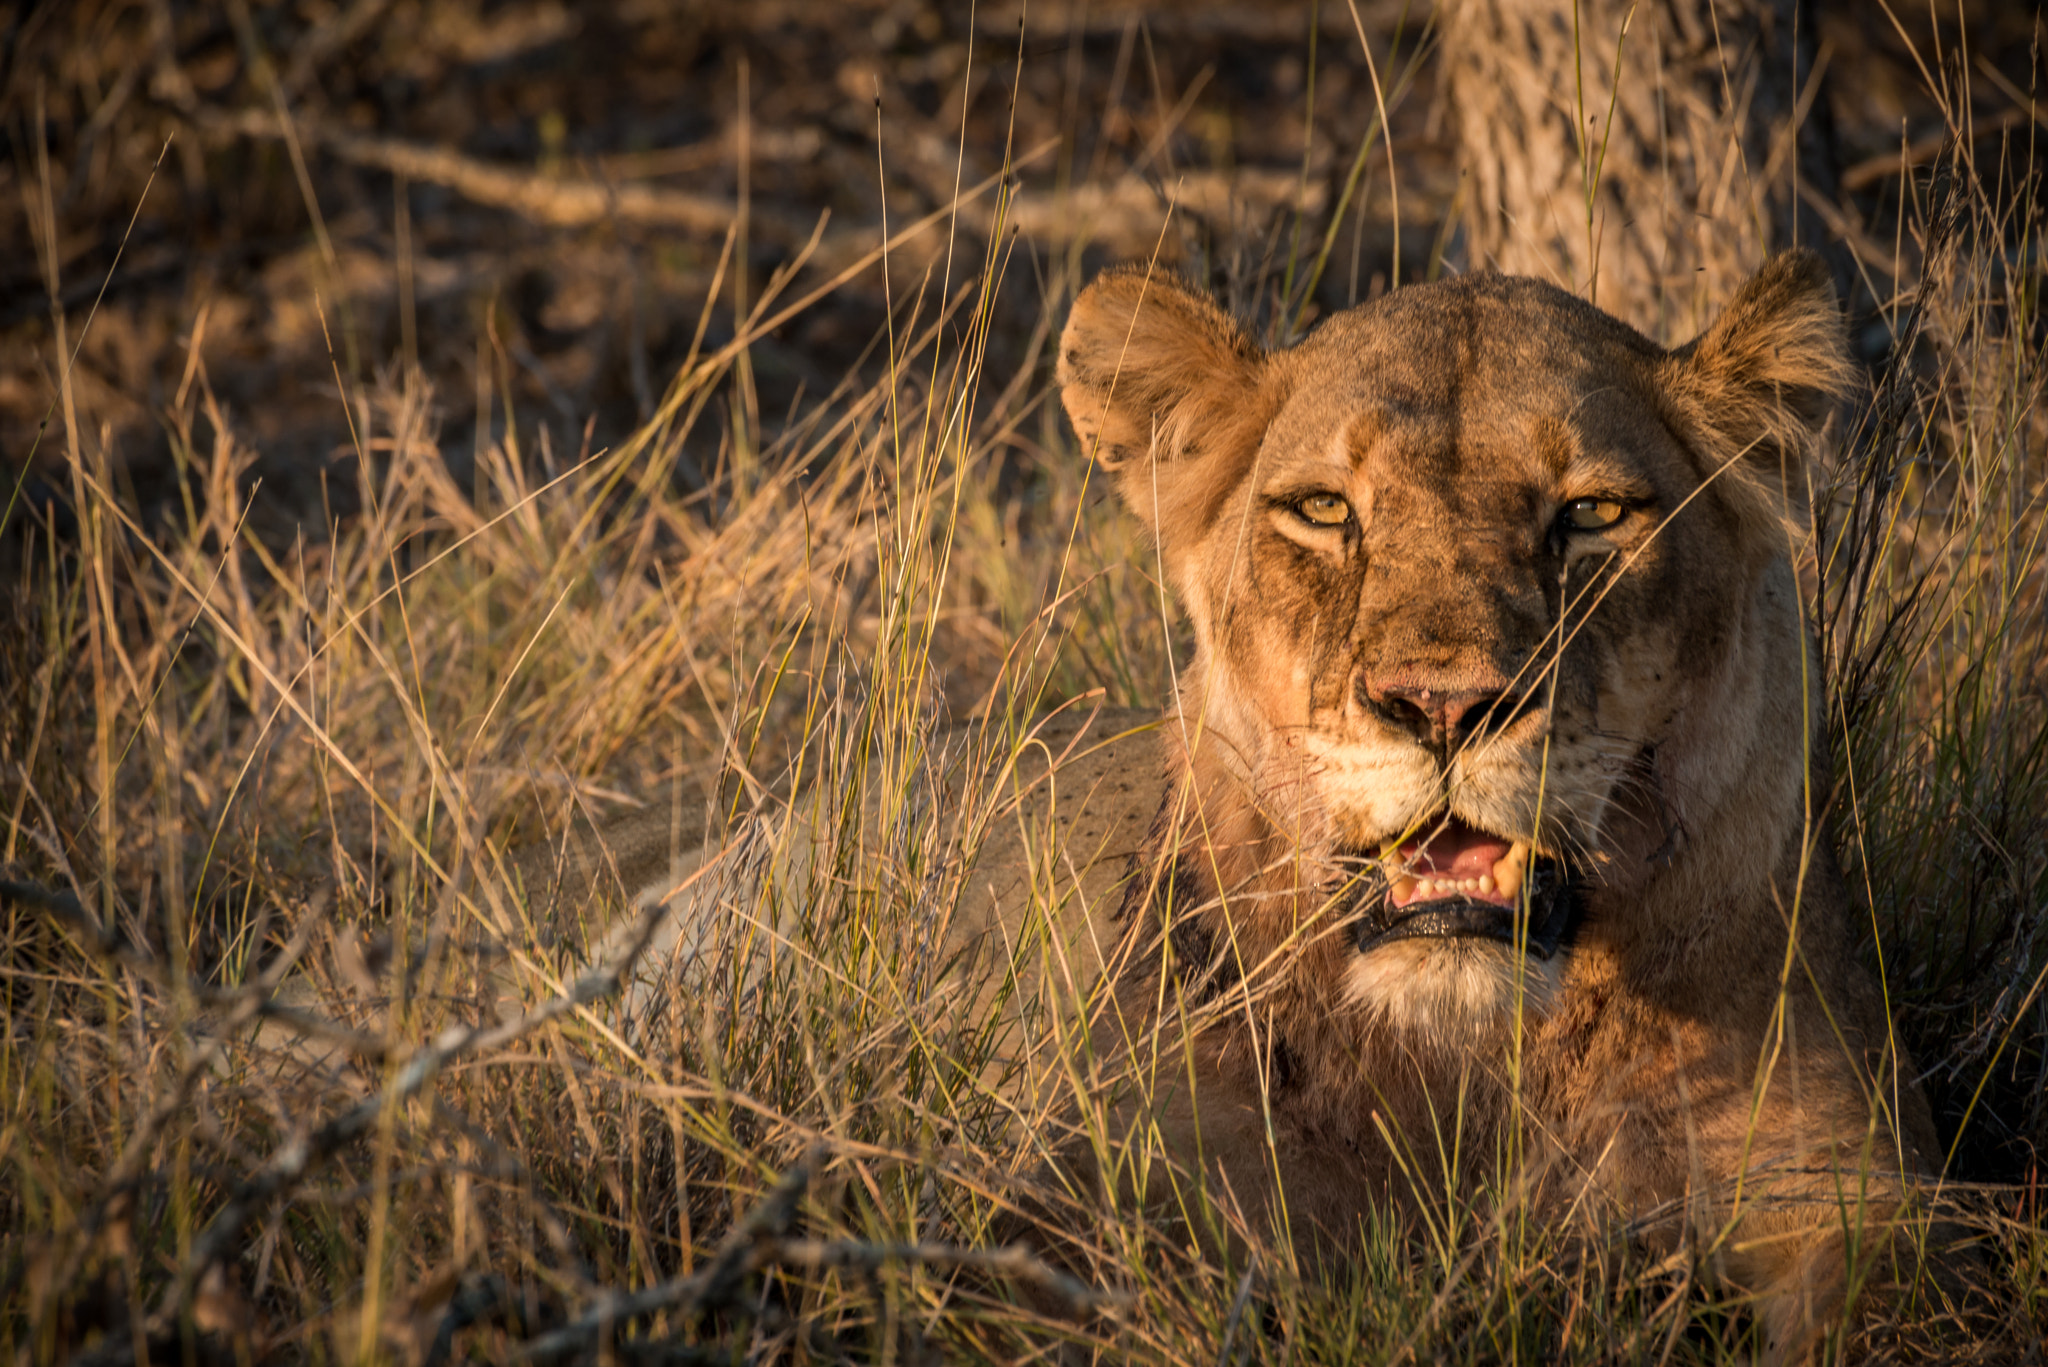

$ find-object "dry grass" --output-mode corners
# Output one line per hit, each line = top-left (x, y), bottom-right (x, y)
(1818, 141), (2048, 1191)
(3, 5), (2046, 1364)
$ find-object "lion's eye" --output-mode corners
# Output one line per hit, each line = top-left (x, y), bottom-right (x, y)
(1563, 498), (1626, 532)
(1296, 493), (1352, 527)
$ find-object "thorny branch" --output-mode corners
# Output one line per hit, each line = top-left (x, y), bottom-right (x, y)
(31, 836), (1110, 1361)
(0, 878), (386, 1058)
(7, 860), (692, 1352)
(160, 875), (682, 1323)
(518, 1155), (1121, 1363)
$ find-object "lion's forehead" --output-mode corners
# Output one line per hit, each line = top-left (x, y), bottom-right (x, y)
(1291, 269), (1661, 383)
(1254, 280), (1684, 508)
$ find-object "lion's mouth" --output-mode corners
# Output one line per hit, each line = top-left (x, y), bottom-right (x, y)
(1351, 816), (1582, 959)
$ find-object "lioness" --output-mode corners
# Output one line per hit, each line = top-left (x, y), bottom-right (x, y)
(1043, 249), (1936, 1352)
(562, 251), (1935, 1358)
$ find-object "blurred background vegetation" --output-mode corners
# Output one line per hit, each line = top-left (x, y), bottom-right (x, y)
(2, 1), (2044, 1361)
(11, 1), (2027, 539)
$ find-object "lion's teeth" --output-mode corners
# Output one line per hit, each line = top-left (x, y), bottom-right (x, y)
(1393, 842), (1535, 904)
(1491, 845), (1529, 901)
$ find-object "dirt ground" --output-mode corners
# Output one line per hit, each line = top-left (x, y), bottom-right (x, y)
(5, 0), (2035, 549)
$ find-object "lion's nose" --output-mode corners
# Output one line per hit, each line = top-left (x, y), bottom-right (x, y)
(1359, 676), (1511, 752)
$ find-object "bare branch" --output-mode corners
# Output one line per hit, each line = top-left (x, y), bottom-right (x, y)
(518, 1154), (1121, 1363)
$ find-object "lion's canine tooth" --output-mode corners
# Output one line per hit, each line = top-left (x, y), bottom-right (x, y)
(1392, 877), (1417, 902)
(1491, 844), (1528, 901)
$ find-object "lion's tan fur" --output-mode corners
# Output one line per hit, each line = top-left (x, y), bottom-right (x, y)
(1051, 252), (1935, 1358)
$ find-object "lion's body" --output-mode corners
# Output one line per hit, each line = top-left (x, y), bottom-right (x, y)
(543, 252), (1934, 1358)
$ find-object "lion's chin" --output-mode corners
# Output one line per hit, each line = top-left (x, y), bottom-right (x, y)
(1344, 937), (1564, 1040)
(1341, 812), (1584, 1039)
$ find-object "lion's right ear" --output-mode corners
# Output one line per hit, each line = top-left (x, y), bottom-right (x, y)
(1058, 269), (1272, 542)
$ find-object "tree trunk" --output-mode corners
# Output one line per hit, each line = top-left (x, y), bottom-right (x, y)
(1439, 0), (1840, 342)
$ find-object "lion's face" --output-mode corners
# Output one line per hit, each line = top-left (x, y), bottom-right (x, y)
(1060, 257), (1851, 1033)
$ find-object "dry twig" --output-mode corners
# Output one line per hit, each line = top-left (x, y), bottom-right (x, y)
(518, 1155), (1120, 1363)
(36, 852), (700, 1364)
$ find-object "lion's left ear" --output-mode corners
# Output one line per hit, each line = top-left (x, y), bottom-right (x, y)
(1660, 250), (1856, 530)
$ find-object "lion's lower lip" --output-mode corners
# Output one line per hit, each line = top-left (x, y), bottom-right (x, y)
(1359, 895), (1574, 959)
(1354, 843), (1582, 960)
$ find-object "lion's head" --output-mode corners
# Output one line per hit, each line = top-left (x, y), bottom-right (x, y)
(1059, 254), (1855, 1038)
